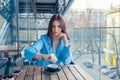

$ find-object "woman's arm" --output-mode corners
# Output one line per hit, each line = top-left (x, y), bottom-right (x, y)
(24, 39), (43, 62)
(59, 33), (68, 47)
(61, 46), (72, 65)
(24, 38), (58, 64)
(59, 33), (72, 65)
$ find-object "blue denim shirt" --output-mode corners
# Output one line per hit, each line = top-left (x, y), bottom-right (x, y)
(24, 34), (72, 66)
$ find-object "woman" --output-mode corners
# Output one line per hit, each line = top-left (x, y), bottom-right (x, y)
(24, 14), (72, 66)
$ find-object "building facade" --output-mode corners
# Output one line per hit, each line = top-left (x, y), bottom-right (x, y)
(105, 5), (120, 66)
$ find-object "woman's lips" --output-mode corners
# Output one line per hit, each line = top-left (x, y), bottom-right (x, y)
(55, 32), (58, 35)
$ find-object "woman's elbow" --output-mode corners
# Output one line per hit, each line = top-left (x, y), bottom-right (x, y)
(24, 49), (28, 58)
(64, 57), (72, 65)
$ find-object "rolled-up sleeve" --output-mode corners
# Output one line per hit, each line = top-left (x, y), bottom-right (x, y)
(61, 46), (72, 65)
(24, 39), (43, 62)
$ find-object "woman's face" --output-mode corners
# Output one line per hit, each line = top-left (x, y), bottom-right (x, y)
(52, 20), (62, 37)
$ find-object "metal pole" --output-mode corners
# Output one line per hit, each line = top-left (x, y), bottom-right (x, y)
(15, 0), (19, 57)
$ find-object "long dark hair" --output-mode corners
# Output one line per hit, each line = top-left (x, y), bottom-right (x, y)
(47, 14), (69, 40)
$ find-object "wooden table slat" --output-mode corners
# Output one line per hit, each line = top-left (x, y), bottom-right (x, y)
(74, 65), (94, 80)
(33, 66), (42, 80)
(68, 65), (85, 80)
(15, 66), (27, 80)
(24, 66), (34, 80)
(57, 67), (67, 80)
(50, 73), (59, 80)
(41, 67), (50, 80)
(61, 66), (76, 80)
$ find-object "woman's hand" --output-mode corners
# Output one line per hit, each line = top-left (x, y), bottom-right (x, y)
(34, 53), (42, 60)
(59, 33), (68, 46)
(34, 53), (57, 62)
(43, 54), (58, 62)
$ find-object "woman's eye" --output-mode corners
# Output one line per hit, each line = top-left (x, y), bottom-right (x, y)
(58, 25), (61, 28)
(52, 25), (55, 28)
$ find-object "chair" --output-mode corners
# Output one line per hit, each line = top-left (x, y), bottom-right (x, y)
(15, 57), (25, 66)
(15, 45), (30, 66)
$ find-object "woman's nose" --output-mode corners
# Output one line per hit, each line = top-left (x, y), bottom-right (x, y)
(55, 27), (58, 31)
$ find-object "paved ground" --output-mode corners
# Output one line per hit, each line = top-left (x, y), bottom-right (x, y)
(73, 53), (117, 80)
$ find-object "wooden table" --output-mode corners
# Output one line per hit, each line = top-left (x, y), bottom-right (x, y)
(14, 65), (94, 80)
